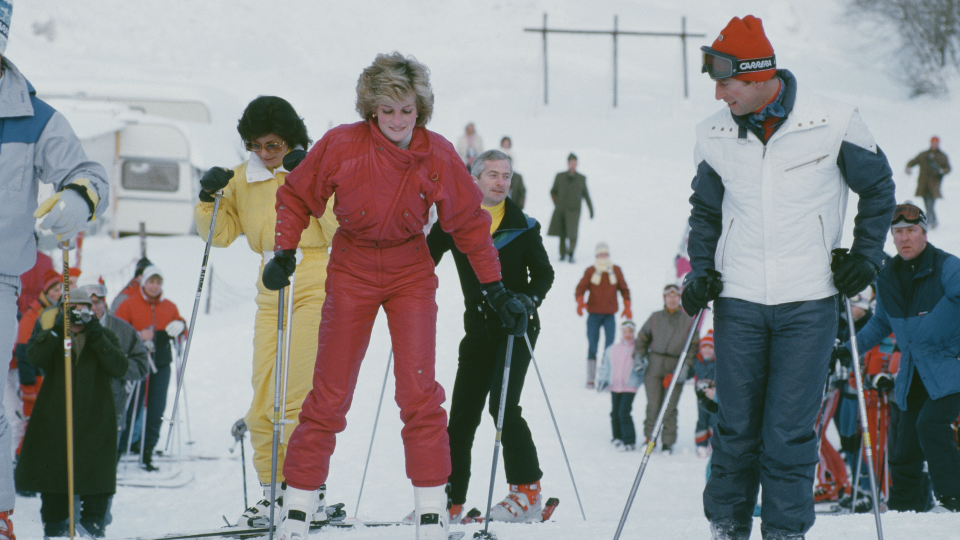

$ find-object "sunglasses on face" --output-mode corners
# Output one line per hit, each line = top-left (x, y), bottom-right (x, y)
(891, 204), (926, 225)
(245, 141), (285, 154)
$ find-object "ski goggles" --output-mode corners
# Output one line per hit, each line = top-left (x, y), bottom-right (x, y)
(701, 46), (776, 80)
(891, 204), (926, 226)
(82, 283), (108, 300)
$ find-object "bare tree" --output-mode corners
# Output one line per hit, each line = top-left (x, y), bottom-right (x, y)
(849, 0), (960, 96)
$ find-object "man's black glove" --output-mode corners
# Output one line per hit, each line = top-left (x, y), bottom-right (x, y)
(231, 418), (248, 442)
(481, 282), (528, 336)
(83, 316), (104, 341)
(832, 344), (853, 368)
(513, 293), (537, 317)
(199, 167), (234, 202)
(695, 380), (719, 413)
(283, 150), (308, 171)
(681, 269), (722, 316)
(262, 250), (297, 291)
(831, 248), (878, 298)
(872, 373), (895, 393)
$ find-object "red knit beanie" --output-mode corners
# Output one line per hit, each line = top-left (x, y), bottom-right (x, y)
(699, 330), (715, 351)
(42, 269), (61, 293)
(711, 15), (776, 82)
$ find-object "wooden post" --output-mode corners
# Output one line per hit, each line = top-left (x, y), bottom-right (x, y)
(613, 15), (619, 107)
(139, 222), (147, 259)
(542, 13), (549, 105)
(682, 16), (690, 98)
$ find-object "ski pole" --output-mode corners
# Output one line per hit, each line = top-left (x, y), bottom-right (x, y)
(164, 190), (223, 452)
(241, 433), (249, 510)
(61, 246), (76, 540)
(268, 286), (286, 540)
(524, 333), (587, 521)
(278, 270), (297, 444)
(477, 334), (515, 540)
(613, 308), (703, 540)
(355, 348), (393, 518)
(124, 380), (142, 470)
(843, 296), (884, 539)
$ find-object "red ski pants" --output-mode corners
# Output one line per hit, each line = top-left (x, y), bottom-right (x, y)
(283, 235), (450, 490)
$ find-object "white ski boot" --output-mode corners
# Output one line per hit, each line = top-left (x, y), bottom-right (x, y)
(489, 481), (542, 523)
(277, 486), (320, 540)
(414, 485), (449, 540)
(237, 482), (284, 527)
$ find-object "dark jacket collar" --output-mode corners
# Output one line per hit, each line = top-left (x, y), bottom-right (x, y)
(731, 69), (797, 142)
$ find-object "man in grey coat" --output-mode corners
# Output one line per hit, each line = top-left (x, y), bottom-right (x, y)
(81, 284), (149, 442)
(0, 4), (109, 534)
(547, 153), (593, 263)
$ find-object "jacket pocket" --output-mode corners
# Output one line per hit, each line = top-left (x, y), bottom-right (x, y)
(784, 154), (831, 174)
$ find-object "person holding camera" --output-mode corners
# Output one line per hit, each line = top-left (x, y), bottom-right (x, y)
(14, 289), (127, 538)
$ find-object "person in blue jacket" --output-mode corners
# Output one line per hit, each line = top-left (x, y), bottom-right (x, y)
(849, 202), (960, 512)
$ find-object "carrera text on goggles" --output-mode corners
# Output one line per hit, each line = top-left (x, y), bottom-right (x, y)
(891, 204), (925, 225)
(245, 141), (285, 154)
(701, 46), (776, 80)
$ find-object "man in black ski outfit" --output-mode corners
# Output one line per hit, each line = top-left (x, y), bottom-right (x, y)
(427, 149), (554, 523)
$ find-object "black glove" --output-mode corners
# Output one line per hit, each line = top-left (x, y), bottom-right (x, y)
(199, 167), (234, 202)
(262, 249), (297, 291)
(283, 150), (308, 171)
(231, 418), (248, 442)
(832, 344), (853, 368)
(481, 282), (528, 337)
(695, 380), (719, 414)
(513, 293), (537, 317)
(872, 372), (895, 393)
(831, 248), (878, 298)
(681, 269), (723, 316)
(83, 316), (104, 341)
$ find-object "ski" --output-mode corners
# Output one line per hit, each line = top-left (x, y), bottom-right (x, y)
(114, 524), (465, 540)
(462, 497), (559, 523)
(117, 469), (195, 489)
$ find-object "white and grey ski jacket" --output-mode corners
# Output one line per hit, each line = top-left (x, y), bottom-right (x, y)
(0, 58), (108, 277)
(687, 70), (895, 306)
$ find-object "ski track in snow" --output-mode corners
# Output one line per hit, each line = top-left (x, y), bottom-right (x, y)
(7, 1), (960, 538)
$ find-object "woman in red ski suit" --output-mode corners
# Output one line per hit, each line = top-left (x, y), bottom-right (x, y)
(264, 52), (528, 540)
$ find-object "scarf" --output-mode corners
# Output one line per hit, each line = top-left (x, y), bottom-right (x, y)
(590, 258), (616, 286)
(481, 201), (505, 235)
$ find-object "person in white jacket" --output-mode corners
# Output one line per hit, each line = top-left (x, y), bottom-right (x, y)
(683, 15), (895, 540)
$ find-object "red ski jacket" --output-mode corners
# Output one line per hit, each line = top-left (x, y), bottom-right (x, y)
(275, 121), (501, 284)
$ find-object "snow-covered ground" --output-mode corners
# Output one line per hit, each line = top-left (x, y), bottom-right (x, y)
(7, 0), (960, 538)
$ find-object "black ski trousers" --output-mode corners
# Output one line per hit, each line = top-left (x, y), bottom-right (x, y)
(447, 311), (542, 505)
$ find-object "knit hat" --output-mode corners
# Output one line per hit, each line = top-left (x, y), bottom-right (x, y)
(67, 288), (93, 306)
(621, 320), (636, 331)
(141, 265), (163, 283)
(0, 1), (11, 56)
(134, 257), (153, 278)
(708, 15), (776, 82)
(699, 330), (715, 351)
(663, 284), (681, 294)
(931, 136), (940, 145)
(595, 242), (610, 256)
(567, 153), (577, 161)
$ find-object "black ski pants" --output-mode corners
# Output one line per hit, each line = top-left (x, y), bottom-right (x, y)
(447, 311), (542, 505)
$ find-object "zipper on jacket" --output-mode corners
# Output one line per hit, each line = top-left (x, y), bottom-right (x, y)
(717, 218), (734, 270)
(785, 154), (830, 172)
(817, 215), (830, 261)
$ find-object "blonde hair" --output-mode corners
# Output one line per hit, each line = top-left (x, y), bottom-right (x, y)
(356, 52), (434, 127)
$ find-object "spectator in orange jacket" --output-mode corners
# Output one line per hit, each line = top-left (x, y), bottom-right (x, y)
(575, 242), (631, 388)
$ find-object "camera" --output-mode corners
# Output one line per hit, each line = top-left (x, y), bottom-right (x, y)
(69, 306), (94, 325)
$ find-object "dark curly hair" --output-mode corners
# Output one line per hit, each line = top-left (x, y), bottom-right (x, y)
(237, 96), (310, 150)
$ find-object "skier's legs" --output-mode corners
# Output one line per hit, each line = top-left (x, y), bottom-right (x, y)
(383, 268), (450, 487)
(143, 363), (172, 456)
(247, 255), (325, 484)
(887, 397), (935, 511)
(704, 297), (769, 528)
(0, 279), (15, 512)
(618, 392), (637, 445)
(610, 393), (623, 442)
(490, 327), (541, 486)
(911, 380), (960, 500)
(643, 356), (667, 441)
(757, 297), (834, 536)
(601, 313), (616, 353)
(660, 357), (684, 447)
(447, 332), (495, 505)
(923, 195), (937, 226)
(282, 270), (379, 491)
(585, 313), (602, 360)
(696, 401), (712, 448)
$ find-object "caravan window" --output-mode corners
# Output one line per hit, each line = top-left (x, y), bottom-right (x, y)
(122, 159), (179, 192)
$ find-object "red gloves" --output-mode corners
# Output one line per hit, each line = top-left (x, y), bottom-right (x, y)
(621, 300), (632, 320)
(662, 373), (673, 389)
(576, 295), (586, 317)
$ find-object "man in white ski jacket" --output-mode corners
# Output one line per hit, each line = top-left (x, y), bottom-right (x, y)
(682, 16), (895, 540)
(0, 4), (109, 536)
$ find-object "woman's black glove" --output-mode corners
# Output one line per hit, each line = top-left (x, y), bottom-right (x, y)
(283, 150), (308, 171)
(262, 250), (297, 290)
(481, 282), (528, 336)
(199, 167), (234, 202)
(831, 248), (877, 298)
(681, 269), (723, 316)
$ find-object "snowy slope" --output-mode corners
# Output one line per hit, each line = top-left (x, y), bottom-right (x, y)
(6, 1), (960, 539)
